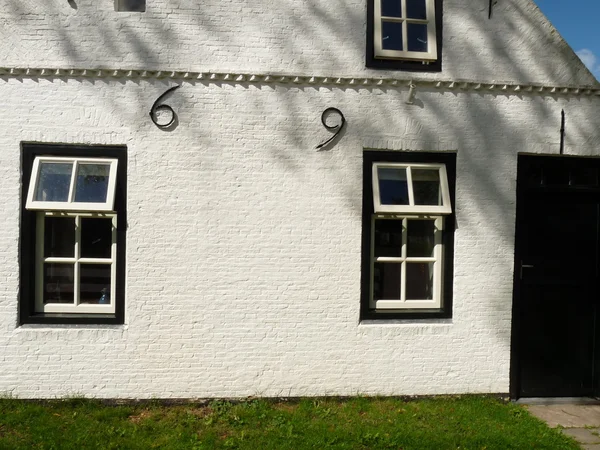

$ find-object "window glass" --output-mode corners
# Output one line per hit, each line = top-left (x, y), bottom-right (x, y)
(406, 0), (427, 19)
(374, 219), (403, 257)
(406, 23), (428, 52)
(27, 157), (117, 212)
(79, 264), (111, 304)
(373, 263), (402, 300)
(405, 262), (434, 299)
(44, 216), (75, 258)
(116, 0), (145, 12)
(81, 218), (113, 259)
(570, 168), (598, 187)
(378, 167), (409, 204)
(35, 162), (73, 202)
(381, 0), (402, 17)
(412, 168), (441, 205)
(43, 263), (74, 304)
(74, 164), (110, 203)
(543, 165), (569, 186)
(407, 219), (435, 257)
(523, 165), (542, 186)
(382, 22), (404, 51)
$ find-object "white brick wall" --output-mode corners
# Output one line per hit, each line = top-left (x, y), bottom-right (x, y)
(0, 0), (597, 86)
(0, 0), (599, 398)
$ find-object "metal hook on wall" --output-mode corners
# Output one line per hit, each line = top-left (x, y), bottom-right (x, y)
(405, 83), (417, 104)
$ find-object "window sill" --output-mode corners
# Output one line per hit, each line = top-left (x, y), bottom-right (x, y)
(20, 313), (123, 326)
(366, 58), (442, 72)
(359, 318), (453, 326)
(360, 308), (451, 321)
(17, 323), (126, 332)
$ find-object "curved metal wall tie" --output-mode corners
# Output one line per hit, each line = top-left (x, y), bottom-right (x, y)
(315, 107), (346, 150)
(149, 85), (181, 128)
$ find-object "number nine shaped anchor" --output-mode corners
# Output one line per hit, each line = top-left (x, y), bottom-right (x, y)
(315, 107), (346, 150)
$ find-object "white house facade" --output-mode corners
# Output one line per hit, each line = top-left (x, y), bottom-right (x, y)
(0, 0), (599, 399)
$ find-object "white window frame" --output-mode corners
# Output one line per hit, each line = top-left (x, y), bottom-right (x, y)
(35, 212), (117, 314)
(25, 157), (118, 212)
(370, 215), (443, 310)
(372, 162), (451, 214)
(374, 0), (437, 61)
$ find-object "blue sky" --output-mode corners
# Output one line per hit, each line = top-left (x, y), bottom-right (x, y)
(535, 1), (600, 80)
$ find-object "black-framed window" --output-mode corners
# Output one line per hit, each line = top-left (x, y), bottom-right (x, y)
(366, 0), (443, 72)
(361, 151), (455, 320)
(20, 143), (127, 325)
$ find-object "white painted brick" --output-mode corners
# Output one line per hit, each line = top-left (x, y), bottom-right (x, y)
(0, 0), (598, 399)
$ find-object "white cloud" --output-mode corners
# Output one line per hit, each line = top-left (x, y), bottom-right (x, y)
(576, 48), (600, 78)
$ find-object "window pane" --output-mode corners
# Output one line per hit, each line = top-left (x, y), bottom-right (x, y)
(407, 219), (435, 257)
(80, 264), (111, 304)
(406, 0), (427, 19)
(44, 216), (75, 258)
(412, 169), (441, 205)
(571, 167), (598, 187)
(381, 0), (402, 17)
(116, 0), (146, 12)
(381, 21), (404, 51)
(378, 167), (409, 205)
(35, 162), (73, 202)
(43, 263), (74, 304)
(407, 23), (428, 52)
(374, 219), (403, 257)
(373, 262), (402, 300)
(406, 263), (434, 300)
(81, 218), (113, 259)
(543, 165), (569, 186)
(74, 164), (110, 204)
(522, 165), (542, 186)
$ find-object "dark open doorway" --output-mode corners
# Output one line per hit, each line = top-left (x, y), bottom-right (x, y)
(511, 155), (600, 399)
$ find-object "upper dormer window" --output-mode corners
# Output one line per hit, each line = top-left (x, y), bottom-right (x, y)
(375, 0), (437, 60)
(367, 0), (442, 71)
(115, 0), (145, 12)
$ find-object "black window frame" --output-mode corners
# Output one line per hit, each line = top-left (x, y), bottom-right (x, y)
(360, 150), (455, 320)
(19, 143), (127, 325)
(366, 0), (443, 72)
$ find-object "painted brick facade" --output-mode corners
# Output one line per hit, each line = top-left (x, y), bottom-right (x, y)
(0, 0), (599, 398)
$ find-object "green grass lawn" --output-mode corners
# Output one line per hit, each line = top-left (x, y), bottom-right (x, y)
(0, 396), (577, 449)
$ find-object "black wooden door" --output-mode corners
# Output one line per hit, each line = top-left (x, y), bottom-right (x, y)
(513, 156), (600, 398)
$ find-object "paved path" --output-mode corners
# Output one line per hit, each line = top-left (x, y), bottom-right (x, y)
(526, 403), (600, 449)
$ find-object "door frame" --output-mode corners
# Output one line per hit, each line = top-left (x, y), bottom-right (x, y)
(510, 154), (600, 400)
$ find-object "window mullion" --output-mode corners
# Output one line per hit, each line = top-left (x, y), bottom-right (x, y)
(67, 161), (78, 203)
(375, 256), (406, 263)
(434, 216), (443, 307)
(401, 0), (408, 51)
(370, 215), (376, 309)
(74, 215), (81, 306)
(401, 217), (407, 302)
(35, 213), (45, 311)
(110, 215), (117, 309)
(406, 167), (415, 206)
